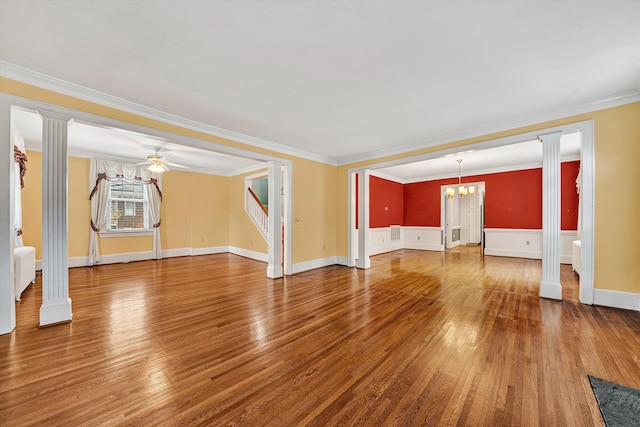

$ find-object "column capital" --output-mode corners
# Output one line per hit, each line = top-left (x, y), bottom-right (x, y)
(37, 110), (73, 124)
(538, 131), (563, 144)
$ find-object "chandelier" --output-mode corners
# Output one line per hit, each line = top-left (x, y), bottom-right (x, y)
(446, 159), (475, 198)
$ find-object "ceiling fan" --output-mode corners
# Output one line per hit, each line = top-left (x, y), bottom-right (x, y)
(136, 148), (188, 173)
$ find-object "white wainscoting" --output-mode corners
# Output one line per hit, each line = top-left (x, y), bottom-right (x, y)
(484, 229), (577, 264)
(364, 226), (442, 256)
(403, 227), (442, 251)
(369, 227), (405, 256)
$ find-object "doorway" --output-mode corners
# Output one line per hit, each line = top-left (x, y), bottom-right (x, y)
(442, 182), (485, 250)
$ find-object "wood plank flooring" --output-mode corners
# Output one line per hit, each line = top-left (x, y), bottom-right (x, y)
(1, 248), (638, 426)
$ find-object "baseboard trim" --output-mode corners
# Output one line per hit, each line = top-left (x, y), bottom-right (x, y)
(593, 289), (640, 312)
(228, 246), (268, 263)
(191, 246), (229, 256)
(335, 256), (351, 267)
(484, 248), (541, 260)
(404, 243), (443, 251)
(36, 246), (250, 270)
(292, 256), (339, 274)
(163, 248), (191, 258)
(370, 244), (404, 256)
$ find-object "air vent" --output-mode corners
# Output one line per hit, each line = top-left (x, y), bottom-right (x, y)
(390, 225), (401, 242)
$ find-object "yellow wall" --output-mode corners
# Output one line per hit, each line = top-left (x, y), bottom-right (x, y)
(291, 159), (338, 262)
(337, 102), (640, 294)
(2, 77), (335, 266)
(6, 77), (640, 296)
(21, 152), (231, 259)
(190, 173), (229, 249)
(161, 170), (230, 250)
(20, 151), (42, 256)
(21, 152), (91, 258)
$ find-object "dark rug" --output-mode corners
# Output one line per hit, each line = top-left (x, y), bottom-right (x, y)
(589, 375), (640, 427)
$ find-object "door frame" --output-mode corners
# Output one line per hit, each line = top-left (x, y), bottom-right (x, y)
(348, 120), (595, 304)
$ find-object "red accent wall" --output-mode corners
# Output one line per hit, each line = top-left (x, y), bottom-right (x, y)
(369, 176), (404, 228)
(465, 169), (542, 229)
(403, 161), (580, 230)
(404, 178), (457, 226)
(561, 161), (580, 230)
(358, 161), (579, 230)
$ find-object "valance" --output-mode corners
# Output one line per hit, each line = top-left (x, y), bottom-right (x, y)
(88, 159), (163, 265)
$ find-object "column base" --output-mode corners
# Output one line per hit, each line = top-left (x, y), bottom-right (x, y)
(356, 257), (371, 269)
(540, 280), (563, 300)
(267, 263), (283, 279)
(40, 298), (72, 327)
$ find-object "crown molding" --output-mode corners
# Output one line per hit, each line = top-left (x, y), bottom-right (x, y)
(23, 143), (245, 177)
(230, 163), (270, 177)
(336, 91), (640, 166)
(4, 61), (637, 170)
(0, 61), (337, 166)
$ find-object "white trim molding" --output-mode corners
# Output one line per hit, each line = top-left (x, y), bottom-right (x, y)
(39, 111), (73, 326)
(291, 256), (341, 275)
(337, 91), (640, 165)
(484, 229), (577, 264)
(593, 289), (640, 312)
(228, 246), (268, 263)
(1, 92), (293, 285)
(348, 119), (596, 306)
(1, 61), (336, 166)
(36, 246), (262, 270)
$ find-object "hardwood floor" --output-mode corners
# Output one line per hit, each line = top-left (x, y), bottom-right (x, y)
(1, 249), (638, 426)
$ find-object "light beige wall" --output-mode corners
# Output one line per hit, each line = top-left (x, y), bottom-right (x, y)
(160, 170), (192, 250)
(11, 77), (636, 294)
(190, 173), (229, 249)
(3, 77), (336, 266)
(22, 152), (92, 258)
(338, 102), (640, 294)
(291, 159), (338, 263)
(20, 150), (42, 257)
(21, 152), (231, 258)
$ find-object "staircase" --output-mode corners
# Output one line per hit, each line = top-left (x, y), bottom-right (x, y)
(245, 186), (285, 265)
(246, 187), (269, 241)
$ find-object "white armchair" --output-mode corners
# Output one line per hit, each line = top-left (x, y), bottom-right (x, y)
(572, 240), (582, 276)
(14, 246), (36, 301)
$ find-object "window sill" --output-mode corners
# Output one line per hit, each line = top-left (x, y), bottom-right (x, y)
(100, 230), (153, 238)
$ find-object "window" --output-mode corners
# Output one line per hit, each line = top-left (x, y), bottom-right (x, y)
(108, 178), (148, 231)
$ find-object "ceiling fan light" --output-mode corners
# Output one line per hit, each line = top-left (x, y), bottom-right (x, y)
(148, 162), (169, 173)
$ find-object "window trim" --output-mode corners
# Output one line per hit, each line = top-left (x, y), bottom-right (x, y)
(100, 229), (154, 238)
(105, 178), (151, 236)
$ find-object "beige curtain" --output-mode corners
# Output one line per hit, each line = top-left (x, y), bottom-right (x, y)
(88, 159), (161, 265)
(12, 127), (27, 248)
(145, 179), (163, 259)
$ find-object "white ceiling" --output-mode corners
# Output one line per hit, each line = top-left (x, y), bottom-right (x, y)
(12, 108), (267, 176)
(376, 132), (581, 183)
(1, 1), (639, 176)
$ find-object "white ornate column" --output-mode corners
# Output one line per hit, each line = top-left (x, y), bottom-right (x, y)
(356, 170), (371, 269)
(267, 162), (283, 279)
(0, 100), (16, 334)
(39, 111), (73, 326)
(539, 131), (563, 300)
